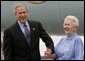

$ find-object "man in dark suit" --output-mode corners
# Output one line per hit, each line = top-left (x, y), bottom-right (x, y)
(3, 3), (54, 60)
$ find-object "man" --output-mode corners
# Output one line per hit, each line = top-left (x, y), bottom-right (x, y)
(3, 3), (54, 60)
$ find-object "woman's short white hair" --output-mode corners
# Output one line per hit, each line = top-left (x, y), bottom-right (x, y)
(64, 15), (79, 28)
(13, 3), (28, 13)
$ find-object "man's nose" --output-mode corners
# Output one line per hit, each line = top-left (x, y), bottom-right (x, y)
(21, 13), (25, 16)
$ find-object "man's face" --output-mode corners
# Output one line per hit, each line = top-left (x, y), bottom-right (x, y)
(15, 6), (28, 23)
(63, 19), (76, 36)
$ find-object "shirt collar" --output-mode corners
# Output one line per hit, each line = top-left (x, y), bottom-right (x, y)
(66, 32), (77, 40)
(18, 20), (29, 27)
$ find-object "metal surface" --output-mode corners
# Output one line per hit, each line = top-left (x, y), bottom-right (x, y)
(1, 1), (84, 35)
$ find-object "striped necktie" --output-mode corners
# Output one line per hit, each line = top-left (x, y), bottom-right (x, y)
(23, 23), (30, 46)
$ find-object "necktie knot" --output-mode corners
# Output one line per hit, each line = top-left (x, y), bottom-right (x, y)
(23, 23), (27, 27)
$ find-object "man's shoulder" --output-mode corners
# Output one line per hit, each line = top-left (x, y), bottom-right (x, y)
(28, 20), (41, 24)
(4, 22), (17, 32)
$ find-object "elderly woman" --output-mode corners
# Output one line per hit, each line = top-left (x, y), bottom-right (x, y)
(54, 15), (84, 60)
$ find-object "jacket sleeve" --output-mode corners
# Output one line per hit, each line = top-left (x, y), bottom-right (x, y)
(39, 22), (54, 54)
(3, 29), (14, 60)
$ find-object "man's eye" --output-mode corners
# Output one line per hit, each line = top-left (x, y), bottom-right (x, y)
(19, 12), (22, 14)
(23, 12), (26, 13)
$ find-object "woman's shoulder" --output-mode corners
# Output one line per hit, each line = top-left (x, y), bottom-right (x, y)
(57, 36), (67, 44)
(60, 36), (67, 41)
(74, 35), (83, 46)
(75, 35), (82, 42)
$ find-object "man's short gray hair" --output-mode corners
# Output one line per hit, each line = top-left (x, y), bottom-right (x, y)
(64, 15), (79, 28)
(14, 3), (28, 13)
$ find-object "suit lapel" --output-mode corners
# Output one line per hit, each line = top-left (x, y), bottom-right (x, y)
(27, 21), (33, 39)
(13, 22), (30, 48)
(15, 22), (26, 40)
(28, 20), (36, 44)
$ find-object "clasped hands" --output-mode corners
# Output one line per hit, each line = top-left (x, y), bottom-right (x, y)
(44, 47), (55, 59)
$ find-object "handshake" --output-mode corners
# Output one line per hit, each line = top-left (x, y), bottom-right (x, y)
(43, 47), (55, 59)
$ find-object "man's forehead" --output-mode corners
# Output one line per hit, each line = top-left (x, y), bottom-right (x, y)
(16, 6), (26, 10)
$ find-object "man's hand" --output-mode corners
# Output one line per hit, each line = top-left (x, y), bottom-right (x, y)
(44, 47), (52, 59)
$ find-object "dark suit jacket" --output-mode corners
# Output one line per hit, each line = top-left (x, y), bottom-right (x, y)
(3, 20), (54, 60)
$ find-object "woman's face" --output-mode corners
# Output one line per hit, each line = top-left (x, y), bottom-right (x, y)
(63, 19), (76, 36)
